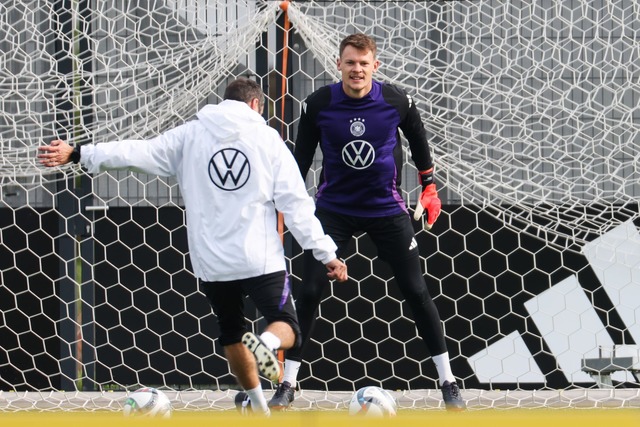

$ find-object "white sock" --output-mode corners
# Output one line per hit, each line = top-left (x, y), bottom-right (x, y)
(432, 352), (456, 386)
(246, 385), (270, 415)
(282, 359), (302, 388)
(259, 331), (281, 351)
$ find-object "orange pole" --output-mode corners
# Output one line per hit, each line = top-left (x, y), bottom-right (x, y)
(276, 1), (291, 245)
(280, 1), (290, 139)
(276, 0), (291, 379)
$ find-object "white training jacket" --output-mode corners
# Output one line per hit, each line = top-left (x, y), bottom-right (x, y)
(80, 99), (338, 282)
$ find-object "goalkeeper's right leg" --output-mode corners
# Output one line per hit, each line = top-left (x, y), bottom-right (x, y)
(270, 209), (353, 410)
(268, 250), (332, 410)
(283, 249), (330, 362)
(268, 380), (296, 410)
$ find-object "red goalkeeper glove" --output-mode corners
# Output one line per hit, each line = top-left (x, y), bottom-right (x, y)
(413, 168), (441, 231)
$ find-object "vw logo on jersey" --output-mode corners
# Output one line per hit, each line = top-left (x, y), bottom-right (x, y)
(349, 117), (366, 137)
(342, 140), (375, 170)
(208, 148), (250, 191)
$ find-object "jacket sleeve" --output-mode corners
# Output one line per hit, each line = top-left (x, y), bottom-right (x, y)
(271, 134), (338, 265)
(80, 125), (187, 176)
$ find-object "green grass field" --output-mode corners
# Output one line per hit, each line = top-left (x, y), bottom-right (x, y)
(1, 409), (638, 427)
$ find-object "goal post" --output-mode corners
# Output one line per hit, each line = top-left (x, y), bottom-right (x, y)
(1, 0), (640, 411)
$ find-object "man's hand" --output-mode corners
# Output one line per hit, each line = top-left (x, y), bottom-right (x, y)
(413, 168), (441, 231)
(325, 258), (348, 282)
(37, 139), (74, 167)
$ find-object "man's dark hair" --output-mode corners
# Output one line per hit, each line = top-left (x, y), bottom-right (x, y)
(223, 77), (265, 110)
(339, 33), (377, 58)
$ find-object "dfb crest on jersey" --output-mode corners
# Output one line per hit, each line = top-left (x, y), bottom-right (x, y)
(342, 140), (375, 170)
(349, 117), (366, 137)
(208, 148), (250, 191)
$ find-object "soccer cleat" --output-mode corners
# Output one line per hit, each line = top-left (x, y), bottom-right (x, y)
(441, 381), (466, 411)
(242, 332), (280, 383)
(268, 381), (295, 410)
(235, 391), (252, 415)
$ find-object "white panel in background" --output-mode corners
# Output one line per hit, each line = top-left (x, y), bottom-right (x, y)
(581, 220), (640, 345)
(467, 331), (545, 383)
(524, 275), (613, 383)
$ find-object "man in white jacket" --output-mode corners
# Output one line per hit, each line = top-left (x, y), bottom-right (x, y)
(38, 77), (347, 416)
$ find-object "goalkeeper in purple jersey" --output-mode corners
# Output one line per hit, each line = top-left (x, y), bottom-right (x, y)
(269, 33), (465, 412)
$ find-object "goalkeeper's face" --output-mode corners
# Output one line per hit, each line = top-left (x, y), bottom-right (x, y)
(337, 45), (380, 99)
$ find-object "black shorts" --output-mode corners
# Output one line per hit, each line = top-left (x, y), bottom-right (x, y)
(315, 208), (419, 262)
(200, 271), (300, 347)
(285, 208), (440, 362)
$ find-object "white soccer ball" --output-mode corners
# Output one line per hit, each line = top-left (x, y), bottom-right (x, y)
(123, 387), (173, 418)
(348, 386), (397, 417)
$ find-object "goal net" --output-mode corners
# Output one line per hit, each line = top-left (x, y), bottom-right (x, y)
(1, 0), (639, 411)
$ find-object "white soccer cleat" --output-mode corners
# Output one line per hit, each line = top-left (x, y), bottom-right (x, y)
(242, 332), (280, 383)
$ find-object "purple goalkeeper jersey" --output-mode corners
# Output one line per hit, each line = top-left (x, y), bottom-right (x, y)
(294, 80), (433, 217)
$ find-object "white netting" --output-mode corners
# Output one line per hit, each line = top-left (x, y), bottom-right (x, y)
(3, 1), (638, 240)
(1, 0), (280, 180)
(1, 0), (639, 412)
(1, 389), (638, 412)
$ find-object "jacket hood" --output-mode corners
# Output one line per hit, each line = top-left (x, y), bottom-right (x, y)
(196, 99), (265, 142)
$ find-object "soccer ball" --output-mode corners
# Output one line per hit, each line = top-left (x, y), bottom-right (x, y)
(123, 387), (173, 418)
(234, 391), (252, 415)
(348, 386), (397, 417)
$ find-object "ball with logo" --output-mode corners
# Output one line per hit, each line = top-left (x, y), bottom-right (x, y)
(122, 387), (172, 418)
(348, 386), (397, 417)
